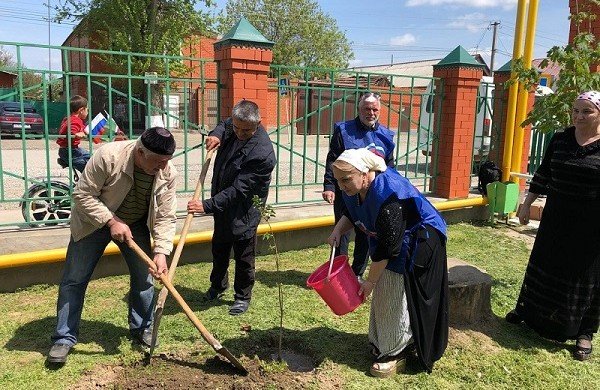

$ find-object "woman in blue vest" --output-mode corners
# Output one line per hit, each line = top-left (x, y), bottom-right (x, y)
(328, 148), (448, 377)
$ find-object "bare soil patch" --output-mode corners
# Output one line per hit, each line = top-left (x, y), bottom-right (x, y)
(72, 350), (343, 390)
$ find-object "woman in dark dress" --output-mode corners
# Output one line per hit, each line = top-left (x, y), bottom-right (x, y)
(328, 148), (448, 377)
(508, 91), (600, 361)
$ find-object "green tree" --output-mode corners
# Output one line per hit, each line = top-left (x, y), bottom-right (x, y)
(0, 46), (15, 68)
(0, 47), (50, 101)
(52, 0), (215, 114)
(513, 0), (600, 133)
(218, 0), (353, 69)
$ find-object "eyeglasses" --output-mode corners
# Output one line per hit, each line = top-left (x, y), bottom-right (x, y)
(359, 91), (381, 101)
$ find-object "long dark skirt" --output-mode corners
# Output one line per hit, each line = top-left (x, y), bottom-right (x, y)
(404, 226), (449, 372)
(515, 193), (600, 341)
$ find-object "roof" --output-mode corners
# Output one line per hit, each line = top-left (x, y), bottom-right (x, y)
(496, 58), (561, 79)
(532, 58), (561, 78)
(345, 59), (440, 88)
(344, 53), (490, 88)
(0, 70), (17, 76)
(436, 46), (485, 68)
(214, 16), (274, 49)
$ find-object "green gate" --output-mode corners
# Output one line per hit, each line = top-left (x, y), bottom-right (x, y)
(0, 41), (219, 228)
(268, 65), (442, 204)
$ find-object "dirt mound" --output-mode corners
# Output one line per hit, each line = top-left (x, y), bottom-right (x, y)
(72, 350), (343, 390)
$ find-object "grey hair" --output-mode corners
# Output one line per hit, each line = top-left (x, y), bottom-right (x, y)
(358, 92), (381, 108)
(232, 100), (261, 124)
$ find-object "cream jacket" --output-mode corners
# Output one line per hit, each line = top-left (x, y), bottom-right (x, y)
(70, 140), (177, 255)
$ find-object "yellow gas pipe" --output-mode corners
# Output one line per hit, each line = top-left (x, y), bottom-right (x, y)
(0, 197), (487, 270)
(511, 0), (539, 184)
(501, 0), (528, 182)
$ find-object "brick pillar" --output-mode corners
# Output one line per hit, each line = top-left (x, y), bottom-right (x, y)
(491, 65), (535, 189)
(569, 0), (600, 72)
(214, 46), (273, 120)
(213, 17), (274, 120)
(431, 66), (483, 199)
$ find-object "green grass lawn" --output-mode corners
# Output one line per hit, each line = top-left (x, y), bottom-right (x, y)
(0, 223), (597, 389)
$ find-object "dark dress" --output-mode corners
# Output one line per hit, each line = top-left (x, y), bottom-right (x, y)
(515, 127), (600, 341)
(349, 196), (448, 372)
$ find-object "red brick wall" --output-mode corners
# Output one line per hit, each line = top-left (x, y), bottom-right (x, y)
(261, 81), (423, 131)
(181, 36), (218, 88)
(569, 0), (600, 72)
(0, 72), (15, 88)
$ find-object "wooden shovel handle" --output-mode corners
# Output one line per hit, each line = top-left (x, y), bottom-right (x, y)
(129, 240), (223, 349)
(167, 147), (215, 280)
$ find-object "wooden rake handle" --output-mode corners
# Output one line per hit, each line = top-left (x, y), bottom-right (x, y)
(128, 240), (222, 349)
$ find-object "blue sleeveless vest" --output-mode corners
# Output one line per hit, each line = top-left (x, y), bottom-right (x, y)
(343, 168), (447, 274)
(338, 120), (395, 160)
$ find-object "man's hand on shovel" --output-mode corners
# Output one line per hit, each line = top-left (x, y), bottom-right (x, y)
(150, 253), (168, 279)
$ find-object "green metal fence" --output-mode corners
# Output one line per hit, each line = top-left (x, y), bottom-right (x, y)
(528, 128), (555, 175)
(0, 41), (219, 228)
(268, 65), (442, 204)
(470, 78), (505, 181)
(0, 41), (444, 229)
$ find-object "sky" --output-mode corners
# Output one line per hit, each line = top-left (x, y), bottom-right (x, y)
(0, 0), (571, 72)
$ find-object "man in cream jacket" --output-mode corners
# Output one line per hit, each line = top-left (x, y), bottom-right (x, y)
(47, 127), (177, 364)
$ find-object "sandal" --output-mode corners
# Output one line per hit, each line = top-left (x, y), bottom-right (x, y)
(229, 299), (250, 316)
(369, 354), (406, 378)
(574, 335), (593, 361)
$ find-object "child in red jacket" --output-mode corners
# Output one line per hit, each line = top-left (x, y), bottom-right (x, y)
(57, 95), (90, 172)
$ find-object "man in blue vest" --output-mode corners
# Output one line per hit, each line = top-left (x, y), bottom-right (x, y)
(322, 92), (395, 278)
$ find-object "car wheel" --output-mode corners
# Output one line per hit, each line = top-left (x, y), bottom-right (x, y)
(21, 181), (72, 227)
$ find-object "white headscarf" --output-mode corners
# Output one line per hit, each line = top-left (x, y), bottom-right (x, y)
(336, 148), (387, 173)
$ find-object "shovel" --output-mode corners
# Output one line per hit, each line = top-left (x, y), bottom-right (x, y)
(149, 148), (216, 357)
(128, 239), (247, 373)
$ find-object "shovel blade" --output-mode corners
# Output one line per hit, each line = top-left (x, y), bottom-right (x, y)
(216, 346), (248, 374)
(148, 306), (163, 356)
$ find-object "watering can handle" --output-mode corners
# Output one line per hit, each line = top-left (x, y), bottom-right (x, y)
(327, 240), (336, 280)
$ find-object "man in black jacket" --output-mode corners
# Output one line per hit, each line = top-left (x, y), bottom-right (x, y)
(188, 100), (276, 315)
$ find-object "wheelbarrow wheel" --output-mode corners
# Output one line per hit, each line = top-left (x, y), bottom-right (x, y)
(21, 181), (72, 227)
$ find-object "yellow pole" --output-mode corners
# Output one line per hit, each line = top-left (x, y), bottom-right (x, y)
(511, 0), (540, 184)
(501, 0), (528, 182)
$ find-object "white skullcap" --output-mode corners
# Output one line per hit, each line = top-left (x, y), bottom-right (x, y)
(336, 148), (388, 173)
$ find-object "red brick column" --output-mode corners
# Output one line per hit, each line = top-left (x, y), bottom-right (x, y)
(213, 45), (273, 120)
(569, 0), (600, 72)
(491, 70), (535, 189)
(431, 66), (483, 199)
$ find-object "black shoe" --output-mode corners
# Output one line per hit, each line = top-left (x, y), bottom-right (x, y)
(574, 335), (593, 361)
(131, 328), (155, 349)
(505, 310), (523, 324)
(229, 299), (250, 316)
(204, 287), (225, 302)
(47, 343), (72, 364)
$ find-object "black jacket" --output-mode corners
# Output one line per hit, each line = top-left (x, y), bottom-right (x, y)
(202, 118), (276, 241)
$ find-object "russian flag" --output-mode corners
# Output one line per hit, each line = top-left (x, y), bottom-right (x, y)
(84, 113), (108, 144)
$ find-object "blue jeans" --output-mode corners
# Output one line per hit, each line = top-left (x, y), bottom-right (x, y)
(58, 147), (90, 173)
(51, 220), (155, 346)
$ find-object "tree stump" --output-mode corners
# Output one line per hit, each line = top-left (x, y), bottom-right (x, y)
(447, 258), (492, 325)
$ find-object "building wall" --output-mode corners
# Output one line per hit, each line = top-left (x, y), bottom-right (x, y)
(0, 72), (16, 88)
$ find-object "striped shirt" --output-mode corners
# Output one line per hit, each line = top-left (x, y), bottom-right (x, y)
(115, 166), (155, 224)
(530, 126), (600, 200)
